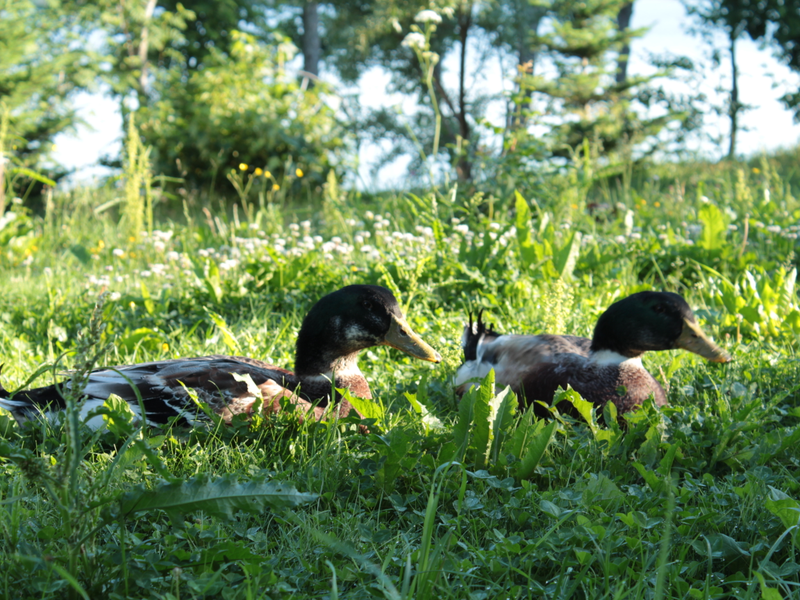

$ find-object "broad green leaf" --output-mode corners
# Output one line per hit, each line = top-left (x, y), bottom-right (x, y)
(766, 486), (800, 529)
(755, 572), (784, 600)
(205, 309), (239, 354)
(515, 420), (555, 479)
(489, 386), (517, 464)
(10, 166), (56, 186)
(119, 474), (317, 522)
(471, 372), (496, 469)
(553, 230), (582, 280)
(345, 392), (385, 421)
(102, 393), (137, 437)
(698, 203), (727, 251)
(69, 244), (91, 264)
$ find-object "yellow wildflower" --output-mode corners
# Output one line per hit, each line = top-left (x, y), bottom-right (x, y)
(254, 167), (263, 176)
(654, 201), (661, 208)
(752, 167), (760, 174)
(239, 163), (248, 171)
(129, 301), (136, 309)
(272, 183), (280, 191)
(295, 168), (304, 178)
(162, 342), (169, 352)
(265, 171), (272, 179)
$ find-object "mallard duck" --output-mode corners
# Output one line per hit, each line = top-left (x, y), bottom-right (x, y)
(455, 291), (731, 418)
(0, 285), (441, 430)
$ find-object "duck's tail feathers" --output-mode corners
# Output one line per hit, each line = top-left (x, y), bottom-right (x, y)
(462, 310), (501, 361)
(0, 367), (68, 422)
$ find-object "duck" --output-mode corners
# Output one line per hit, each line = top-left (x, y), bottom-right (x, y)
(0, 285), (442, 430)
(455, 291), (731, 419)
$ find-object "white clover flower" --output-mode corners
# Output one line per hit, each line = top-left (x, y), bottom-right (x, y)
(766, 225), (782, 234)
(365, 211), (375, 220)
(415, 9), (441, 23)
(153, 240), (166, 252)
(166, 251), (180, 261)
(300, 220), (311, 230)
(402, 32), (427, 50)
(699, 195), (710, 204)
(109, 292), (122, 302)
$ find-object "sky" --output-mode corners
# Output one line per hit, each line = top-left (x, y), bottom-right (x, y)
(51, 0), (800, 185)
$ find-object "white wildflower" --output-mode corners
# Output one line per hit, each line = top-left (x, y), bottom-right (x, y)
(109, 292), (122, 302)
(402, 32), (426, 50)
(392, 19), (402, 33)
(414, 9), (441, 23)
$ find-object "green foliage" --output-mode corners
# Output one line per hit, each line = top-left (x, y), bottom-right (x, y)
(0, 0), (97, 174)
(138, 31), (347, 193)
(3, 146), (800, 597)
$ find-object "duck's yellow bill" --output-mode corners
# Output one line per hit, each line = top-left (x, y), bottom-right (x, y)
(381, 314), (442, 363)
(676, 318), (732, 363)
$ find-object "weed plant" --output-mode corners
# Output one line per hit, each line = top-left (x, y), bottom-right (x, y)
(1, 148), (800, 598)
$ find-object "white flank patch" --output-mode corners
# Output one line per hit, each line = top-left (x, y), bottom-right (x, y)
(590, 350), (642, 368)
(454, 360), (495, 389)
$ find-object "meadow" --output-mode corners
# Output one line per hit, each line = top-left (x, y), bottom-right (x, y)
(2, 148), (800, 599)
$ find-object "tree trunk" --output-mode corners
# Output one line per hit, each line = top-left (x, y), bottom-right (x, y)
(728, 30), (738, 159)
(138, 0), (158, 97)
(615, 2), (633, 85)
(302, 1), (321, 81)
(510, 1), (544, 134)
(456, 2), (473, 181)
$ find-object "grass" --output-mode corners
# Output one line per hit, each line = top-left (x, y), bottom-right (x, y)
(1, 150), (800, 598)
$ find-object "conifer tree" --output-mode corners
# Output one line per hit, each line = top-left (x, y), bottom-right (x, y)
(0, 0), (96, 169)
(521, 0), (673, 159)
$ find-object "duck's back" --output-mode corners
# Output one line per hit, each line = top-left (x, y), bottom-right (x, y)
(1, 356), (313, 428)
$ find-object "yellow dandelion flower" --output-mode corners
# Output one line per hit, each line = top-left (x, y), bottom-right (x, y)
(295, 168), (304, 178)
(129, 251), (136, 258)
(128, 236), (136, 243)
(239, 163), (248, 171)
(162, 342), (169, 352)
(264, 171), (272, 179)
(272, 183), (280, 191)
(97, 240), (105, 249)
(254, 167), (263, 176)
(129, 301), (136, 309)
(654, 201), (661, 208)
(752, 167), (760, 174)
(571, 203), (578, 209)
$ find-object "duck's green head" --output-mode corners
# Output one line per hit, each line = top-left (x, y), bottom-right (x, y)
(295, 285), (442, 370)
(591, 291), (731, 362)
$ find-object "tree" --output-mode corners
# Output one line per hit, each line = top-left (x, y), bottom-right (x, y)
(683, 0), (751, 159)
(0, 0), (97, 171)
(714, 0), (800, 120)
(521, 0), (674, 159)
(137, 31), (347, 192)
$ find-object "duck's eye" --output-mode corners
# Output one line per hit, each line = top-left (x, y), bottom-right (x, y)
(361, 299), (373, 310)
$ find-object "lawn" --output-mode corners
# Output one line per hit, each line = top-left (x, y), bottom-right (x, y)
(1, 150), (800, 599)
